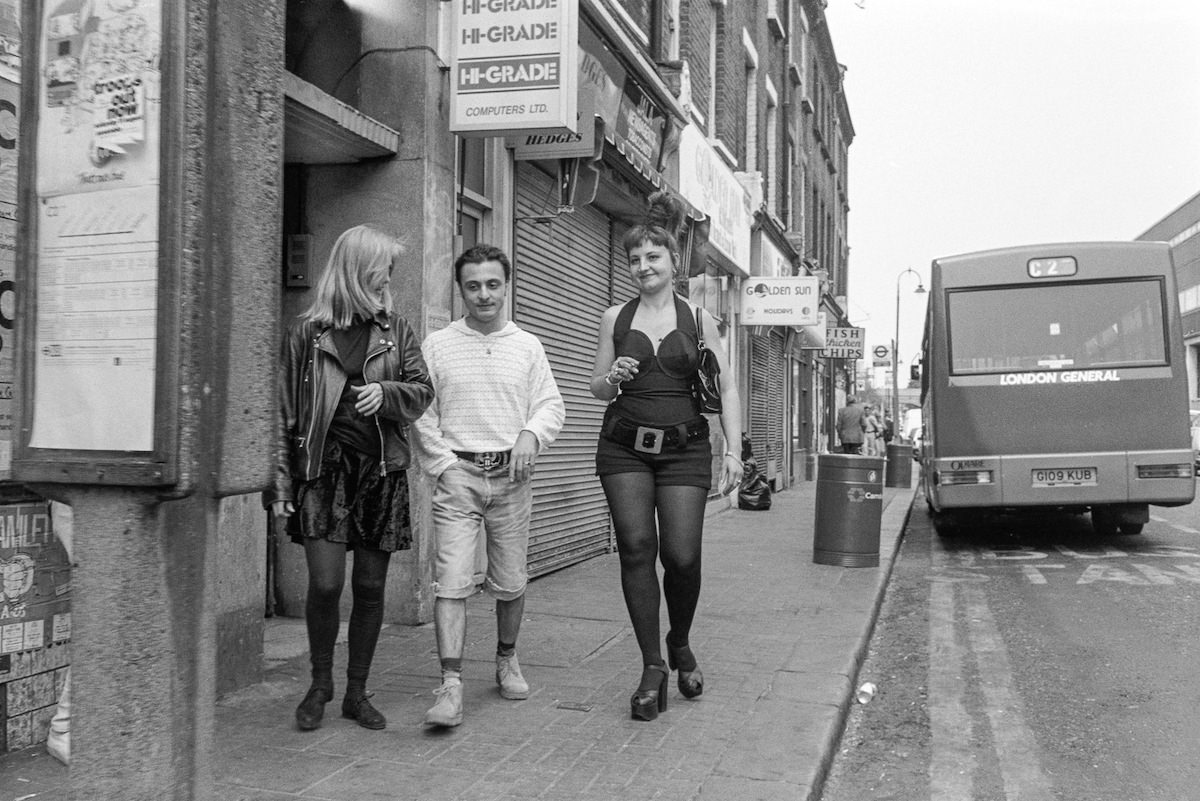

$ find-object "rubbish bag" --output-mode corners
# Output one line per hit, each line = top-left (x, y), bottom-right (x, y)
(738, 457), (772, 510)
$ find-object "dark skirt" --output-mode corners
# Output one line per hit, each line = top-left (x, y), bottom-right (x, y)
(293, 439), (412, 552)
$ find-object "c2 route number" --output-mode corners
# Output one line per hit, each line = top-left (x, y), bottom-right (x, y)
(1027, 256), (1078, 278)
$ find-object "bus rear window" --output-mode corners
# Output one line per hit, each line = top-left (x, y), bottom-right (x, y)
(947, 279), (1167, 374)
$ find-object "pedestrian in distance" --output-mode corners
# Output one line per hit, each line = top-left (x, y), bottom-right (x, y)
(863, 403), (882, 456)
(589, 190), (744, 721)
(268, 224), (435, 732)
(836, 395), (866, 454)
(412, 244), (565, 728)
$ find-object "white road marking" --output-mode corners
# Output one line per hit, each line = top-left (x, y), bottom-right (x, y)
(1150, 515), (1199, 534)
(1019, 564), (1065, 584)
(963, 585), (1055, 801)
(1054, 545), (1127, 559)
(929, 538), (1055, 800)
(928, 580), (975, 801)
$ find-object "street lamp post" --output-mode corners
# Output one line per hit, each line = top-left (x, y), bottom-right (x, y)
(893, 268), (926, 436)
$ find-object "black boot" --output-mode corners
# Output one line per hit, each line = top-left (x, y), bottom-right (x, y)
(342, 691), (387, 730)
(295, 685), (332, 731)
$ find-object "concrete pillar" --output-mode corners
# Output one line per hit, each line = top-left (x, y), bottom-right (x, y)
(65, 490), (217, 799)
(17, 1), (284, 796)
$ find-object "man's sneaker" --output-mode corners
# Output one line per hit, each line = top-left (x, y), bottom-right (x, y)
(496, 652), (530, 700)
(423, 677), (464, 727)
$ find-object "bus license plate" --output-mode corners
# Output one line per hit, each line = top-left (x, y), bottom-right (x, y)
(1032, 467), (1097, 487)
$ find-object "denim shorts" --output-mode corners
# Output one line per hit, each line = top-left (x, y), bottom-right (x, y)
(431, 460), (532, 601)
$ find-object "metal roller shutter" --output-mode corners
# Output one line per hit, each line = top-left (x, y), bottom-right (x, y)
(750, 331), (787, 485)
(767, 328), (787, 483)
(513, 165), (617, 576)
(750, 336), (771, 468)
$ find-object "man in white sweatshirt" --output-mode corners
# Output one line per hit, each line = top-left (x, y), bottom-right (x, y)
(412, 244), (565, 728)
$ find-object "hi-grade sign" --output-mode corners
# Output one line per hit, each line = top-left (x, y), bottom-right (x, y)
(450, 0), (579, 136)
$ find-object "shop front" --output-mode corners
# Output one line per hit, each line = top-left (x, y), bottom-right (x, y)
(743, 232), (820, 491)
(505, 13), (691, 575)
(675, 125), (753, 487)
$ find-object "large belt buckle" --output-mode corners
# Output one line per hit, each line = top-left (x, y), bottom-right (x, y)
(633, 426), (664, 455)
(476, 452), (502, 469)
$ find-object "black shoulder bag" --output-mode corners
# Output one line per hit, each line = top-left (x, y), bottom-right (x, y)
(693, 308), (723, 415)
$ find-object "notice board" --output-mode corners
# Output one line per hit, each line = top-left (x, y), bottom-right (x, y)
(13, 0), (180, 486)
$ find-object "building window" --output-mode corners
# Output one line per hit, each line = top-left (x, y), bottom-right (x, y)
(784, 131), (795, 229)
(707, 4), (720, 134)
(659, 0), (681, 61)
(744, 29), (758, 171)
(765, 76), (778, 214)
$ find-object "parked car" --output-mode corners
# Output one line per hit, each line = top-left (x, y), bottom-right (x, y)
(911, 425), (923, 462)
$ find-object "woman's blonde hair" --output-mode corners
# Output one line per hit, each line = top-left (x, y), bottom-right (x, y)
(302, 224), (403, 328)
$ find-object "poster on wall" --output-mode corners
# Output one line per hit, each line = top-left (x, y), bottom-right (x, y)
(29, 185), (158, 450)
(0, 0), (17, 477)
(0, 89), (14, 474)
(0, 503), (71, 655)
(37, 0), (161, 197)
(30, 0), (162, 452)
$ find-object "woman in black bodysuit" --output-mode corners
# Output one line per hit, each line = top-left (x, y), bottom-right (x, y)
(589, 192), (743, 721)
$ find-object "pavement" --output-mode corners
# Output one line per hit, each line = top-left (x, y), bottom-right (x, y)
(1, 474), (917, 801)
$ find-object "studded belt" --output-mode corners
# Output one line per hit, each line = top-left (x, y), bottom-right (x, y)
(601, 414), (709, 455)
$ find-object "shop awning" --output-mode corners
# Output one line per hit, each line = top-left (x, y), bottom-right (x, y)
(283, 71), (399, 165)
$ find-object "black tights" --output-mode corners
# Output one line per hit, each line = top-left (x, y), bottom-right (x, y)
(600, 474), (707, 667)
(303, 538), (391, 697)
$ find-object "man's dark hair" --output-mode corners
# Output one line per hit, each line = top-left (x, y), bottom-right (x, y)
(454, 244), (511, 284)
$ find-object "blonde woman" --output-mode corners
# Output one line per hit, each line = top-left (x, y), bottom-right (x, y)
(268, 225), (434, 731)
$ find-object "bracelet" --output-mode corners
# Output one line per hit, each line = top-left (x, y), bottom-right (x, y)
(724, 451), (740, 461)
(604, 373), (620, 387)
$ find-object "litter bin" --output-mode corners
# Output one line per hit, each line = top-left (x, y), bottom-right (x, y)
(885, 443), (913, 487)
(813, 453), (884, 567)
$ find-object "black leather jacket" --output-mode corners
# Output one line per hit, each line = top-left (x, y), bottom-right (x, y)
(267, 311), (434, 508)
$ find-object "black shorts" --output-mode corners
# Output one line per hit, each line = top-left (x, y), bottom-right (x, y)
(595, 414), (714, 489)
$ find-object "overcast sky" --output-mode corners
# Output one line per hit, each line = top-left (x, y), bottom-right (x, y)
(822, 0), (1200, 365)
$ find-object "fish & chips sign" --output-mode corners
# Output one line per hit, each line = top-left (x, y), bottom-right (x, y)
(450, 0), (578, 136)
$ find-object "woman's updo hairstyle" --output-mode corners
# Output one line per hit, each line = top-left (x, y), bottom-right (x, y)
(622, 190), (686, 259)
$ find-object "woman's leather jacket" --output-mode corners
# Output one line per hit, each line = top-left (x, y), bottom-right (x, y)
(266, 311), (434, 508)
